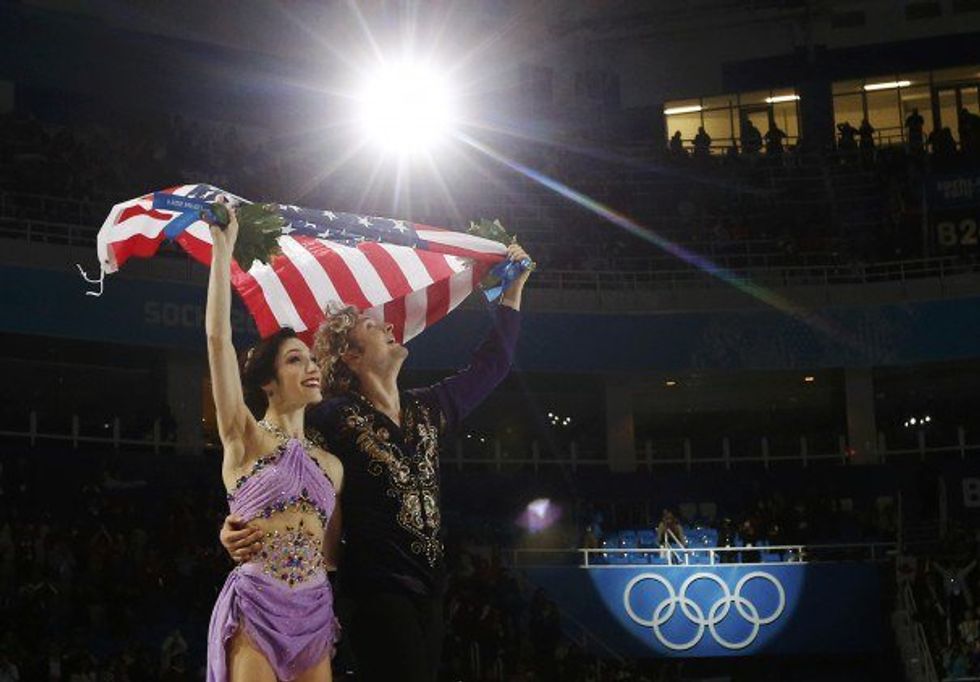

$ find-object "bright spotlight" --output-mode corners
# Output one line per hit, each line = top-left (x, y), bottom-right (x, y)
(517, 498), (562, 534)
(529, 499), (550, 519)
(358, 61), (455, 154)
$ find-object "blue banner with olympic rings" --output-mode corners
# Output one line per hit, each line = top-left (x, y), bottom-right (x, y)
(524, 563), (880, 658)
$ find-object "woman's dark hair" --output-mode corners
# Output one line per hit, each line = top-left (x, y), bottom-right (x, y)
(241, 328), (298, 418)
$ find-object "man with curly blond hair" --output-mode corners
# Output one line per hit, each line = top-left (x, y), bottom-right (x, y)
(220, 242), (533, 681)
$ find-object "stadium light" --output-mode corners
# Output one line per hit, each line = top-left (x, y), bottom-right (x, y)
(765, 95), (800, 104)
(358, 61), (455, 154)
(664, 105), (703, 115)
(864, 80), (911, 92)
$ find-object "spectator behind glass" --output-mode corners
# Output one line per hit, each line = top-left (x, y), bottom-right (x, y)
(693, 126), (711, 159)
(669, 130), (686, 158)
(906, 107), (925, 154)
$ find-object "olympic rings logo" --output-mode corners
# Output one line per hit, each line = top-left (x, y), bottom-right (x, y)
(623, 571), (785, 650)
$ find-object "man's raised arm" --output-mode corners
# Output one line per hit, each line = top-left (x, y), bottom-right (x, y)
(412, 242), (531, 432)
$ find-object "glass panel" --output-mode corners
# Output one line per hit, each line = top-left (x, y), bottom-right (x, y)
(739, 90), (771, 107)
(834, 93), (864, 132)
(866, 89), (902, 144)
(900, 85), (933, 142)
(702, 107), (733, 150)
(664, 98), (700, 111)
(833, 79), (864, 95)
(932, 65), (980, 86)
(665, 112), (701, 146)
(898, 71), (931, 88)
(937, 89), (960, 141)
(770, 101), (800, 142)
(862, 72), (899, 89)
(964, 85), (980, 115)
(962, 86), (980, 147)
(769, 87), (798, 100)
(703, 94), (735, 110)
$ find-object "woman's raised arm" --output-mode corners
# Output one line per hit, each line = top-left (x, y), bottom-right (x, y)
(205, 201), (255, 460)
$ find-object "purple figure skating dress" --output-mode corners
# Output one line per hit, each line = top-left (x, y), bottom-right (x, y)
(207, 437), (339, 681)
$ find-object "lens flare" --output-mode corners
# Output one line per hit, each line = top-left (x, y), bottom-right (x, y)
(518, 498), (562, 534)
(455, 131), (861, 350)
(358, 61), (455, 154)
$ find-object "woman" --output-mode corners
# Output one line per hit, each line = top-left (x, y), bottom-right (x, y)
(205, 198), (343, 682)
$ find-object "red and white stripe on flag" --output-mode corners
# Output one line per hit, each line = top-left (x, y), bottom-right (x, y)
(95, 185), (507, 343)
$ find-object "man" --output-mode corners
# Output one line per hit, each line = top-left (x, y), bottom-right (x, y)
(220, 242), (532, 681)
(905, 107), (925, 153)
(692, 126), (711, 158)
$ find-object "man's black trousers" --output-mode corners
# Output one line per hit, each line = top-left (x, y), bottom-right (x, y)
(347, 591), (444, 682)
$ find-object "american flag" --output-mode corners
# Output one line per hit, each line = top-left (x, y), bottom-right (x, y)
(94, 183), (508, 343)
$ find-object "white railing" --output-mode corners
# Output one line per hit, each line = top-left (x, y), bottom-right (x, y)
(502, 542), (898, 569)
(661, 527), (686, 565)
(579, 543), (896, 567)
(499, 543), (896, 568)
(3, 412), (979, 469)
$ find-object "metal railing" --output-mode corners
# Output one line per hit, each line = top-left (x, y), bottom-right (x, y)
(661, 527), (686, 565)
(3, 412), (979, 470)
(4, 189), (977, 295)
(501, 542), (896, 568)
(895, 580), (940, 682)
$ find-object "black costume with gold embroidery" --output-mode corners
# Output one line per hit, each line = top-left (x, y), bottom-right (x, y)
(308, 306), (521, 599)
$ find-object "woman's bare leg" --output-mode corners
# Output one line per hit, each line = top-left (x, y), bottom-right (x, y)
(227, 628), (277, 682)
(294, 653), (333, 682)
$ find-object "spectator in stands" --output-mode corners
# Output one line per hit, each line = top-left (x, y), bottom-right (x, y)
(656, 509), (686, 547)
(724, 142), (740, 163)
(905, 108), (925, 154)
(717, 517), (736, 563)
(668, 130), (686, 158)
(929, 127), (957, 161)
(960, 107), (980, 156)
(740, 119), (763, 156)
(944, 643), (970, 679)
(0, 650), (18, 682)
(858, 118), (876, 164)
(528, 589), (561, 682)
(764, 121), (786, 157)
(582, 524), (599, 550)
(960, 606), (979, 646)
(932, 559), (977, 625)
(837, 121), (858, 157)
(740, 517), (760, 563)
(693, 126), (712, 158)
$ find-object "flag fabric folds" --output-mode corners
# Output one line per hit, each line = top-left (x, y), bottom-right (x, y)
(94, 183), (508, 343)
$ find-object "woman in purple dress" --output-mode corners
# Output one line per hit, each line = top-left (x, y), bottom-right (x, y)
(204, 199), (343, 682)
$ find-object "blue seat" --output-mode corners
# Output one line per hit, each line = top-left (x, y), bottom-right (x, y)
(619, 530), (638, 549)
(607, 550), (629, 565)
(638, 529), (657, 547)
